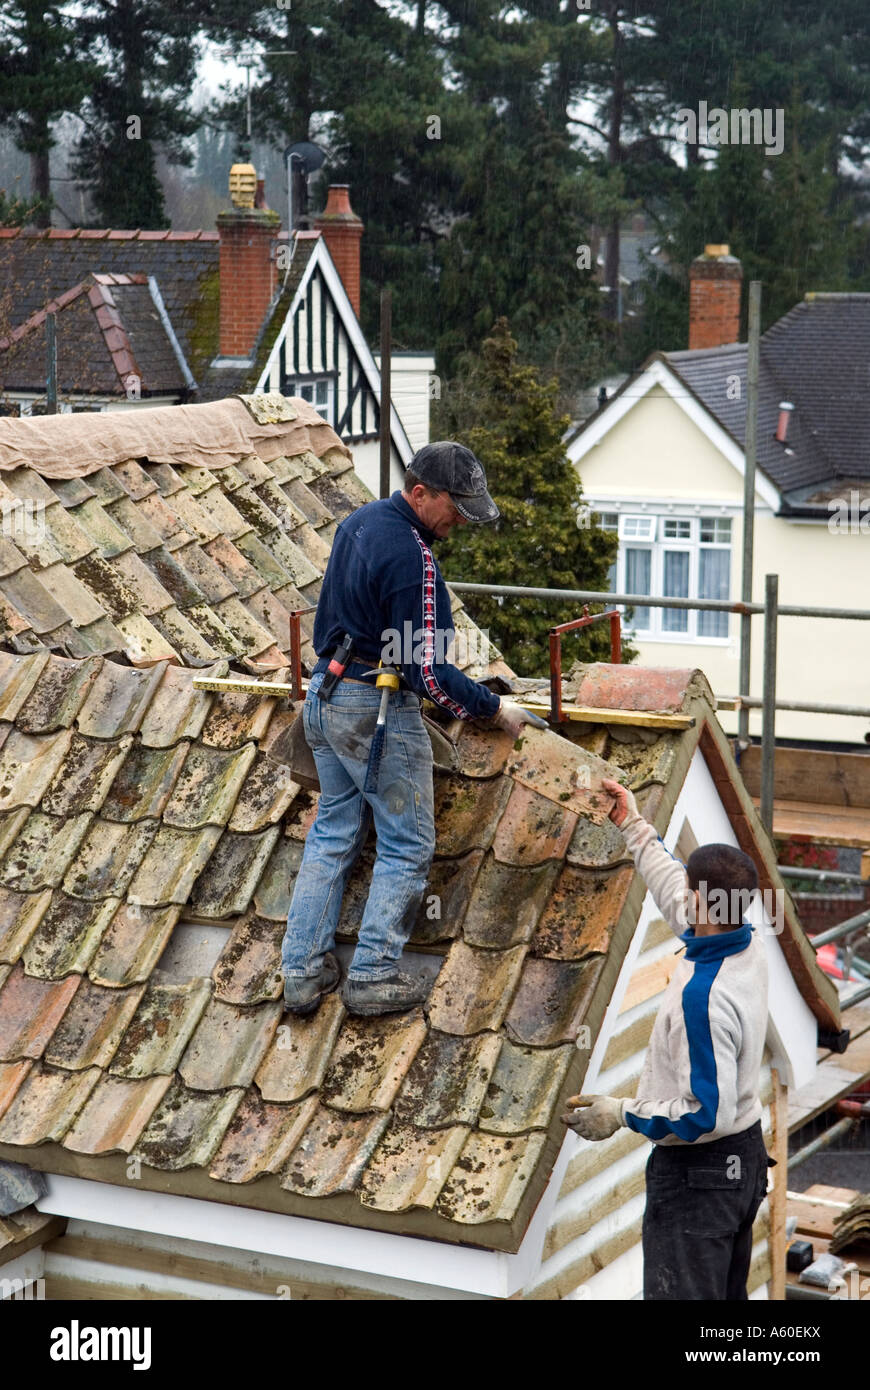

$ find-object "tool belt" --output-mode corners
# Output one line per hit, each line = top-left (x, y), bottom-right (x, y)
(277, 656), (460, 789)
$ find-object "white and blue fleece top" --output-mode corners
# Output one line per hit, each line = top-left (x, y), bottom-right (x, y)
(617, 813), (768, 1146)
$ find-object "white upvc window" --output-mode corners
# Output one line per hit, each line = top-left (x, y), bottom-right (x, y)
(598, 512), (732, 642)
(284, 375), (334, 424)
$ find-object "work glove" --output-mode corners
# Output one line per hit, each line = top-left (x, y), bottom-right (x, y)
(492, 700), (549, 739)
(560, 1094), (626, 1142)
(601, 777), (640, 828)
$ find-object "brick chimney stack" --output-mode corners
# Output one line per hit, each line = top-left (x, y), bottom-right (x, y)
(217, 163), (280, 360)
(688, 244), (743, 350)
(314, 186), (364, 316)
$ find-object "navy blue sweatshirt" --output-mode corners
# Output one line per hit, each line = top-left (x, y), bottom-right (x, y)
(312, 491), (500, 721)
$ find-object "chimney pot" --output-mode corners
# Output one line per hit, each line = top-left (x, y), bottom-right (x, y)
(776, 401), (794, 442)
(688, 244), (742, 350)
(314, 185), (364, 317)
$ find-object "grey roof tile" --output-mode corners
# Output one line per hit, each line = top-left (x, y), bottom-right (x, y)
(72, 553), (138, 621)
(360, 1123), (470, 1213)
(88, 901), (181, 987)
(62, 818), (159, 901)
(41, 733), (132, 816)
(108, 978), (212, 1078)
(69, 498), (135, 558)
(255, 992), (345, 1103)
(162, 742), (257, 830)
(131, 1079), (244, 1171)
(137, 663), (220, 748)
(14, 654), (102, 733)
(178, 997), (282, 1091)
(0, 651), (50, 722)
(321, 1009), (428, 1114)
(126, 825), (222, 907)
(209, 1090), (319, 1183)
(0, 811), (93, 891)
(478, 1040), (573, 1134)
(44, 978), (146, 1071)
(251, 837), (303, 921)
(187, 825), (281, 918)
(279, 1107), (390, 1197)
(75, 658), (166, 738)
(22, 893), (120, 978)
(394, 1031), (503, 1128)
(435, 1131), (548, 1224)
(110, 550), (177, 616)
(0, 568), (69, 635)
(0, 728), (75, 812)
(212, 911), (284, 1005)
(462, 856), (559, 949)
(0, 1061), (101, 1145)
(427, 940), (527, 1036)
(0, 885), (53, 964)
(62, 1073), (173, 1154)
(98, 741), (189, 822)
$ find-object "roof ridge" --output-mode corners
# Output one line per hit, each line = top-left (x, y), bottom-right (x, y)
(0, 228), (220, 242)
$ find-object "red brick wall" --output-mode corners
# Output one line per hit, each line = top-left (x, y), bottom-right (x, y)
(217, 210), (279, 358)
(688, 260), (742, 350)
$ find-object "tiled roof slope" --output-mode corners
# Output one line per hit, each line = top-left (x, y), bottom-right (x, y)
(0, 227), (316, 401)
(663, 294), (870, 498)
(0, 274), (188, 398)
(0, 664), (838, 1251)
(0, 400), (375, 673)
(0, 395), (838, 1253)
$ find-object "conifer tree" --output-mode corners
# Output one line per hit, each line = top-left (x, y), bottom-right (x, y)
(437, 319), (628, 677)
(0, 1), (93, 226)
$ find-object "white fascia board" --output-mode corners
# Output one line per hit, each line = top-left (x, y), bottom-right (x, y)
(584, 495), (760, 517)
(257, 239), (413, 473)
(35, 1176), (522, 1299)
(569, 357), (782, 512)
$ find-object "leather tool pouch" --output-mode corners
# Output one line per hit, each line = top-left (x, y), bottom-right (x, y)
(266, 705), (461, 792)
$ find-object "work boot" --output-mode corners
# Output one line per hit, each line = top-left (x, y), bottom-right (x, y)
(341, 970), (429, 1017)
(283, 952), (340, 1018)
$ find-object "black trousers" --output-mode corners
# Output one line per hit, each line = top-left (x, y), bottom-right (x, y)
(642, 1120), (773, 1301)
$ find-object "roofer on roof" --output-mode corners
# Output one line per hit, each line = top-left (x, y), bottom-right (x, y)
(561, 777), (772, 1301)
(281, 442), (541, 1019)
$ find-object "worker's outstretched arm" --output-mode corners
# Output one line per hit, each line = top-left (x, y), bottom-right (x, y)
(602, 778), (693, 937)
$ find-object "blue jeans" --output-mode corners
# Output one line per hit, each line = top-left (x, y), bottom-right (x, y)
(281, 669), (436, 982)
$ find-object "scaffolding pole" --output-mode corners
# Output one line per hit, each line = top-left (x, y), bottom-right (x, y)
(739, 281), (762, 752)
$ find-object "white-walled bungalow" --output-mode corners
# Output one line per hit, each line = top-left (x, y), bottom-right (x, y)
(568, 265), (870, 747)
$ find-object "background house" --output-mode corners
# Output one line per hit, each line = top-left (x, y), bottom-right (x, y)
(568, 247), (870, 747)
(0, 395), (838, 1300)
(0, 174), (434, 498)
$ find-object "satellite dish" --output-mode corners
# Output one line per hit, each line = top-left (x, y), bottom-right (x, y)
(284, 141), (325, 174)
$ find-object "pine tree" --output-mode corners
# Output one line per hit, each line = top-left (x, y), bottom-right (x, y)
(0, 1), (94, 226)
(436, 319), (628, 677)
(70, 0), (200, 228)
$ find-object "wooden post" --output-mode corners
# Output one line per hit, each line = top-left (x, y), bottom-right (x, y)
(769, 1066), (788, 1300)
(379, 288), (392, 499)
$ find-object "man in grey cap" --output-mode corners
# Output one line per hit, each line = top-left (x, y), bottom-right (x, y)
(282, 441), (541, 1018)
